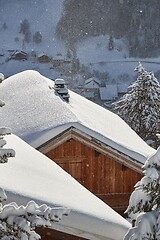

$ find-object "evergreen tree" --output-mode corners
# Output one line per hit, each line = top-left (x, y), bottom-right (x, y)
(19, 19), (30, 35)
(2, 23), (7, 30)
(66, 49), (72, 59)
(24, 31), (31, 43)
(124, 146), (160, 240)
(112, 63), (160, 149)
(33, 31), (42, 44)
(108, 35), (114, 50)
(0, 74), (69, 239)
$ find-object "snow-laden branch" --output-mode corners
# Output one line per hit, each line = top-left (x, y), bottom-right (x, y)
(0, 197), (70, 240)
(124, 148), (160, 239)
(113, 63), (160, 149)
(0, 148), (15, 163)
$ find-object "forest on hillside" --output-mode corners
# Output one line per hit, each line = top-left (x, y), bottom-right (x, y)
(56, 0), (160, 58)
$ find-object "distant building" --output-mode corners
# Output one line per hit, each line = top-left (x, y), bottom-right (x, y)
(51, 55), (70, 67)
(99, 84), (118, 101)
(84, 77), (101, 89)
(117, 83), (129, 97)
(83, 90), (95, 100)
(83, 77), (101, 100)
(11, 50), (28, 60)
(38, 53), (50, 63)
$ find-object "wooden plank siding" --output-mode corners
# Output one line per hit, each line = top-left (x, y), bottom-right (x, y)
(46, 138), (142, 215)
(36, 227), (87, 240)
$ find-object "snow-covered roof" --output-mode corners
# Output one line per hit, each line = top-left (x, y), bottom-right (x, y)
(0, 133), (130, 240)
(84, 77), (101, 88)
(117, 83), (129, 94)
(13, 50), (27, 56)
(99, 85), (118, 101)
(85, 77), (101, 85)
(83, 91), (95, 98)
(38, 53), (49, 57)
(0, 70), (156, 165)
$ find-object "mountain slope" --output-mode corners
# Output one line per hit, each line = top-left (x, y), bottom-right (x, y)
(0, 0), (64, 54)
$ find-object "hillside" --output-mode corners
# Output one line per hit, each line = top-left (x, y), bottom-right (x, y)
(0, 0), (160, 106)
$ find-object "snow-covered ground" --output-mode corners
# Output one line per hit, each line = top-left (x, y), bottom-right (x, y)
(76, 35), (160, 83)
(0, 0), (66, 78)
(0, 0), (160, 86)
(0, 0), (64, 54)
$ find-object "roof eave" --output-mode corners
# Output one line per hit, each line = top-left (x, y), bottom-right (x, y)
(36, 123), (144, 173)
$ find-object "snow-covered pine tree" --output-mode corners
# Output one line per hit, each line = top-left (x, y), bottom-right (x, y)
(112, 63), (160, 149)
(0, 74), (70, 239)
(124, 146), (160, 240)
(108, 35), (114, 50)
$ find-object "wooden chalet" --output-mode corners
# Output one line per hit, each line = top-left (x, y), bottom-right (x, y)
(38, 53), (50, 63)
(0, 70), (156, 217)
(11, 50), (28, 60)
(38, 125), (142, 216)
(0, 134), (130, 240)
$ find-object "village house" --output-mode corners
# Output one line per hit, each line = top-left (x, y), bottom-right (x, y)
(0, 70), (156, 216)
(51, 55), (70, 67)
(0, 133), (130, 240)
(84, 77), (101, 89)
(99, 84), (118, 101)
(11, 50), (28, 60)
(38, 53), (50, 63)
(83, 77), (101, 100)
(99, 84), (118, 109)
(117, 83), (129, 97)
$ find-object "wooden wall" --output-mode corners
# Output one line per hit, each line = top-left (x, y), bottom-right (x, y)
(46, 138), (142, 215)
(36, 227), (87, 240)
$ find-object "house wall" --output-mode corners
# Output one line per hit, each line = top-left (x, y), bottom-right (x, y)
(46, 138), (142, 215)
(38, 55), (50, 63)
(37, 227), (87, 240)
(13, 53), (27, 60)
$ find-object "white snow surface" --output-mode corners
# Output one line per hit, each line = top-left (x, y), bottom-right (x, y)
(0, 70), (155, 165)
(0, 133), (130, 240)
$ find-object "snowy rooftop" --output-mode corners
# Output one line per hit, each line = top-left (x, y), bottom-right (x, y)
(117, 83), (129, 94)
(85, 77), (101, 85)
(84, 77), (100, 89)
(0, 133), (130, 240)
(99, 85), (118, 101)
(0, 70), (156, 165)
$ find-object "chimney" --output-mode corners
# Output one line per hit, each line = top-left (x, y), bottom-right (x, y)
(54, 78), (70, 102)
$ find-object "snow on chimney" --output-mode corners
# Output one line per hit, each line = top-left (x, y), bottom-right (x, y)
(54, 78), (70, 102)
